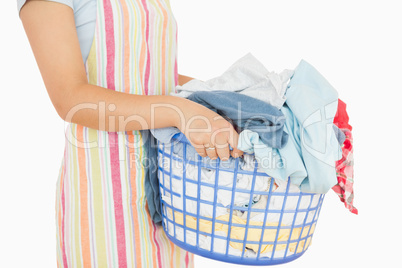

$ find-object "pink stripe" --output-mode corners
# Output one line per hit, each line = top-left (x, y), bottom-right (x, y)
(61, 175), (68, 268)
(174, 58), (178, 88)
(63, 141), (71, 268)
(152, 221), (163, 267)
(148, 6), (155, 95)
(104, 0), (116, 92)
(96, 10), (102, 88)
(104, 1), (127, 267)
(100, 132), (113, 267)
(108, 133), (127, 268)
(185, 252), (189, 267)
(141, 0), (151, 95)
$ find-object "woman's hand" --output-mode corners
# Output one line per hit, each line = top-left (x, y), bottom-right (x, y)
(174, 99), (243, 160)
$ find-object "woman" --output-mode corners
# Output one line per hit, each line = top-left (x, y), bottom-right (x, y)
(18, 0), (243, 267)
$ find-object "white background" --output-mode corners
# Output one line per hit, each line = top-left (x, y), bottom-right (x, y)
(1, 0), (401, 267)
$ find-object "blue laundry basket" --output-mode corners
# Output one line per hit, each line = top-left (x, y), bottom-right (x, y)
(157, 132), (324, 266)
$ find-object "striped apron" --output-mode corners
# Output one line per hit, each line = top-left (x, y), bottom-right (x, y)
(55, 0), (194, 267)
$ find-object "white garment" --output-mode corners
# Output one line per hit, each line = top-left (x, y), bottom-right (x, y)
(159, 152), (271, 218)
(247, 179), (321, 226)
(172, 53), (294, 109)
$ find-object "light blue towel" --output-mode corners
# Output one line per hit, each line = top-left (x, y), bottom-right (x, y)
(238, 60), (342, 194)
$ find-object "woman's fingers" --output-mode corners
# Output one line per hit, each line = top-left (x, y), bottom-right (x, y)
(204, 144), (218, 160)
(230, 148), (243, 158)
(187, 137), (207, 158)
(215, 143), (230, 161)
(226, 126), (243, 158)
(185, 113), (244, 160)
(204, 123), (243, 160)
(194, 146), (207, 158)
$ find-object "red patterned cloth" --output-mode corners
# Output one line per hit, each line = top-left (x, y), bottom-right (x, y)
(334, 99), (352, 131)
(332, 99), (358, 214)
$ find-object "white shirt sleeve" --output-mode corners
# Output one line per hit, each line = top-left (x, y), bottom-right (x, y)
(17, 0), (74, 17)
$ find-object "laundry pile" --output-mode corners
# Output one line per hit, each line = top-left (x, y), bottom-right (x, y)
(152, 53), (357, 258)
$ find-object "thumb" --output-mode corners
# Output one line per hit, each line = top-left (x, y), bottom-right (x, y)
(227, 128), (243, 158)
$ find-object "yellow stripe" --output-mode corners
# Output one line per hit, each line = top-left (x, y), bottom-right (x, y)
(87, 38), (97, 85)
(88, 128), (108, 265)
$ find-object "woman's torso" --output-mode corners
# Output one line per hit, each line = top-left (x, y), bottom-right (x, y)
(51, 1), (194, 266)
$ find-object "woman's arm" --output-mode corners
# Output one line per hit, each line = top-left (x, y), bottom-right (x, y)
(178, 74), (195, 86)
(20, 0), (243, 159)
(20, 0), (182, 131)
